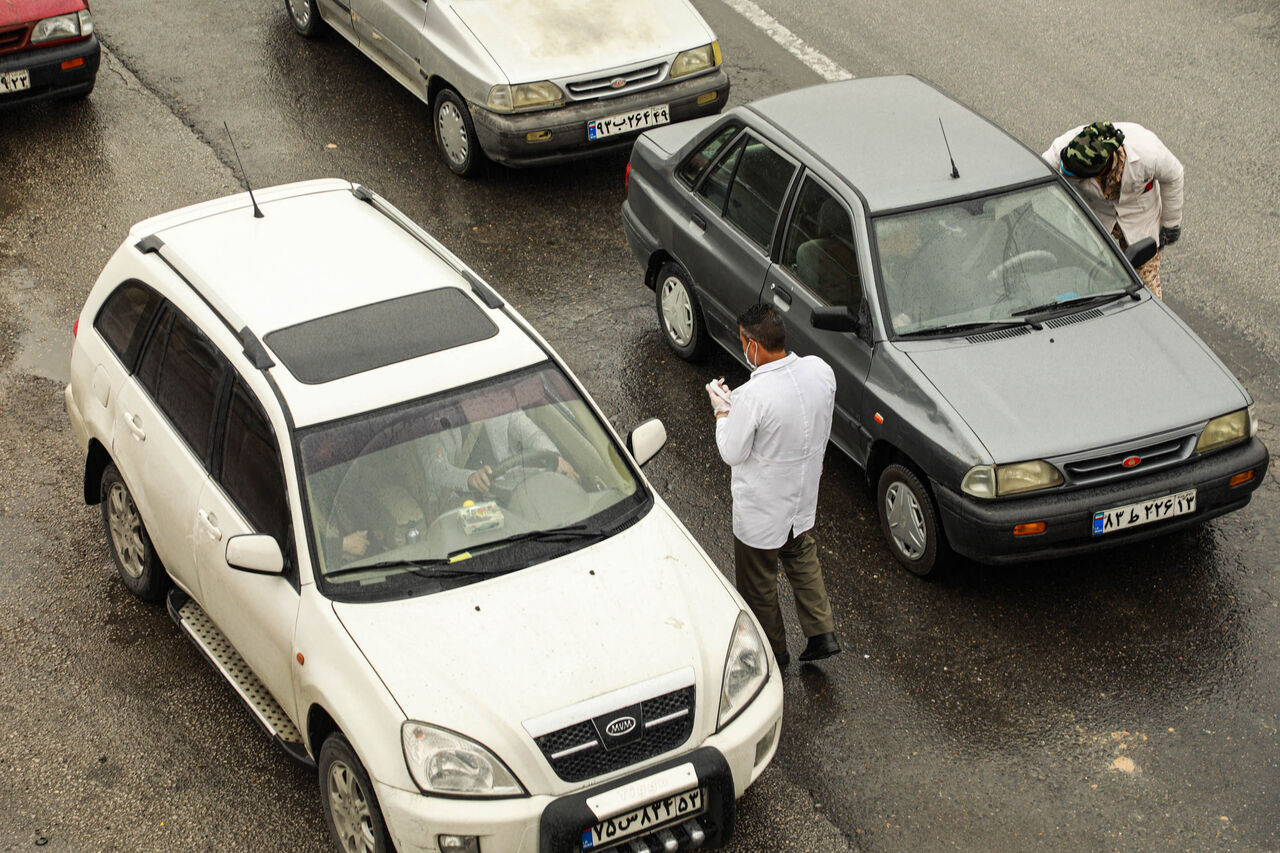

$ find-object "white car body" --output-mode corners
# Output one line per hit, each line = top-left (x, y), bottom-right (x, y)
(65, 179), (781, 852)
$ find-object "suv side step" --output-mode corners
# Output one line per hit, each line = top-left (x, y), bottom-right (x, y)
(166, 590), (315, 771)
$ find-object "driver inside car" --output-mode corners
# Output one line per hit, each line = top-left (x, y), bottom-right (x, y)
(424, 410), (579, 497)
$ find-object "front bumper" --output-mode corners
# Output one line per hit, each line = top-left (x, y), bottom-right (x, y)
(376, 667), (782, 852)
(0, 35), (100, 108)
(471, 69), (728, 168)
(935, 436), (1270, 564)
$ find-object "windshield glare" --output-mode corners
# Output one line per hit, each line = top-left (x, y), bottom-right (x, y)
(874, 184), (1134, 335)
(299, 364), (644, 595)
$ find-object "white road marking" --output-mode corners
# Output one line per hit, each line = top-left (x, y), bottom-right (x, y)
(719, 0), (852, 82)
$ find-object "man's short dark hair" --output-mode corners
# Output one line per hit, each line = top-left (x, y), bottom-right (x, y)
(737, 303), (786, 352)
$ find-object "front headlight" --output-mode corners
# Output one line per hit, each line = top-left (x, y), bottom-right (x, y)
(718, 610), (768, 730)
(33, 11), (92, 43)
(669, 42), (721, 79)
(486, 81), (564, 113)
(961, 460), (1063, 498)
(1195, 408), (1253, 454)
(401, 722), (525, 797)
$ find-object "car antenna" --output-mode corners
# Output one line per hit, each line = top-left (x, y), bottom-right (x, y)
(224, 121), (264, 219)
(938, 118), (960, 179)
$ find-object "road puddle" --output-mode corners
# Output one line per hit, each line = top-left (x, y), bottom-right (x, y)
(3, 265), (71, 385)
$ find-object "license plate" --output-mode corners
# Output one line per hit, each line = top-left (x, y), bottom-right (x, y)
(587, 104), (670, 141)
(1, 69), (32, 95)
(581, 786), (705, 850)
(1092, 488), (1196, 535)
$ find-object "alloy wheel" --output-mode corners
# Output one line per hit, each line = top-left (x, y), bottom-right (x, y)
(327, 759), (377, 853)
(106, 482), (146, 580)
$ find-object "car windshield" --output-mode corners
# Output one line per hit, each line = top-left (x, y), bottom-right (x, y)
(298, 363), (648, 599)
(873, 183), (1136, 336)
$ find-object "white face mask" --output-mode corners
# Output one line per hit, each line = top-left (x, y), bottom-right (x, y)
(743, 339), (757, 370)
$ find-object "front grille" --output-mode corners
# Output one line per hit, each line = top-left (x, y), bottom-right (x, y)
(1062, 433), (1196, 486)
(566, 62), (666, 100)
(0, 24), (30, 53)
(534, 686), (695, 782)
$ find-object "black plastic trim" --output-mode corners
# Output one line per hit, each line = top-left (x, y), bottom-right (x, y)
(238, 325), (276, 369)
(135, 235), (165, 254)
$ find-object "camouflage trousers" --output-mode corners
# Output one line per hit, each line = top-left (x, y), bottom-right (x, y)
(1111, 223), (1162, 299)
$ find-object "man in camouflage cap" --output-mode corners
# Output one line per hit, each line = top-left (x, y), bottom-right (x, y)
(1043, 121), (1184, 298)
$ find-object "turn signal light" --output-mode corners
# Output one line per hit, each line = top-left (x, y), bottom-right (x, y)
(697, 91), (718, 106)
(61, 57), (85, 70)
(525, 130), (551, 143)
(1013, 521), (1046, 536)
(1229, 470), (1255, 487)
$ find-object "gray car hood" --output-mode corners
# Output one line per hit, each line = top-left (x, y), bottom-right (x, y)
(905, 301), (1248, 462)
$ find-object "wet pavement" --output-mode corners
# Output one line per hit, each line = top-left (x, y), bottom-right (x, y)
(1, 0), (1278, 851)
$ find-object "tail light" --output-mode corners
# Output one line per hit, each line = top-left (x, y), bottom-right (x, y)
(624, 161), (631, 197)
(73, 317), (79, 337)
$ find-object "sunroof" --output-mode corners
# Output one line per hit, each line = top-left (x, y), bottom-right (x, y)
(264, 288), (499, 384)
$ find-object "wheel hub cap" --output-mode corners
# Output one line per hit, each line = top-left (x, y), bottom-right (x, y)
(288, 0), (311, 26)
(660, 277), (693, 346)
(437, 102), (468, 166)
(328, 760), (376, 853)
(884, 482), (927, 559)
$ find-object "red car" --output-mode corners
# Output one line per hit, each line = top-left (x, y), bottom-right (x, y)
(1, 0), (99, 108)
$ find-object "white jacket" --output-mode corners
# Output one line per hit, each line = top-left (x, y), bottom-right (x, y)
(715, 353), (836, 549)
(1043, 122), (1184, 246)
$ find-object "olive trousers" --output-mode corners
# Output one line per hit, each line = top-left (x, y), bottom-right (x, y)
(733, 530), (834, 655)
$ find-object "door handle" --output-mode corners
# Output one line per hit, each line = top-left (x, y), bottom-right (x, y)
(690, 213), (706, 230)
(123, 411), (146, 441)
(197, 509), (222, 542)
(770, 282), (793, 306)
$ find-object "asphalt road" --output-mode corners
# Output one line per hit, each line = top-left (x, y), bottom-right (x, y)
(1, 0), (1278, 851)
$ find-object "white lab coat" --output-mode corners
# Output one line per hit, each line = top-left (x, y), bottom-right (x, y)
(715, 353), (836, 549)
(1043, 122), (1184, 246)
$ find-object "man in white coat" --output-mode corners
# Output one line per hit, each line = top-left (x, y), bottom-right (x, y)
(707, 303), (840, 665)
(1043, 121), (1184, 298)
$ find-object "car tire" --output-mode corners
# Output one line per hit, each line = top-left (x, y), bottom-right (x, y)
(319, 733), (393, 853)
(655, 262), (707, 360)
(286, 0), (325, 36)
(100, 464), (169, 602)
(434, 89), (483, 178)
(876, 462), (948, 577)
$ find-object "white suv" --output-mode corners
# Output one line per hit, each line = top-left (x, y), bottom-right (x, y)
(65, 179), (782, 853)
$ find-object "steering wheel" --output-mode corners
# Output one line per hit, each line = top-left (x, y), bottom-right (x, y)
(488, 449), (561, 480)
(987, 250), (1058, 283)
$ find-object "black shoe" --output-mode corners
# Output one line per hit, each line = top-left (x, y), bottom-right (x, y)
(773, 648), (791, 667)
(799, 632), (841, 662)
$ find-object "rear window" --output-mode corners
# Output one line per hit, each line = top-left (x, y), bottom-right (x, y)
(93, 281), (162, 369)
(264, 288), (499, 384)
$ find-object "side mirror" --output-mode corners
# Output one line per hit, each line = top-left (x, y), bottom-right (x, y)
(626, 418), (668, 467)
(225, 534), (284, 575)
(1124, 236), (1158, 270)
(810, 305), (859, 333)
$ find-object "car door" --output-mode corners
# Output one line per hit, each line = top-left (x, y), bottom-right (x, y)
(766, 174), (875, 465)
(351, 0), (429, 93)
(674, 127), (800, 346)
(110, 306), (229, 599)
(193, 374), (300, 716)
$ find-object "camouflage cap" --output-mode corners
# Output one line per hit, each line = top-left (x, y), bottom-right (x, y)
(1060, 121), (1126, 178)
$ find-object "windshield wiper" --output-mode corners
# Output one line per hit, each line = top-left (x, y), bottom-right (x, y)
(897, 317), (1041, 339)
(1011, 288), (1134, 319)
(325, 524), (609, 581)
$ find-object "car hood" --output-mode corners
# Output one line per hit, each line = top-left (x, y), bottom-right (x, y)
(331, 507), (739, 735)
(447, 0), (712, 84)
(905, 302), (1248, 462)
(2, 0), (85, 27)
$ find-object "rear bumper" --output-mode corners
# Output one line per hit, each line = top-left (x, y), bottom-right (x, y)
(621, 203), (658, 281)
(471, 69), (728, 168)
(935, 436), (1270, 564)
(0, 35), (99, 108)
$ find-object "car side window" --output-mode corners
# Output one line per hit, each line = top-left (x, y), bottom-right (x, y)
(136, 307), (172, 395)
(93, 281), (163, 369)
(154, 312), (228, 464)
(679, 123), (740, 186)
(695, 134), (745, 215)
(723, 137), (797, 250)
(781, 178), (863, 308)
(218, 377), (290, 548)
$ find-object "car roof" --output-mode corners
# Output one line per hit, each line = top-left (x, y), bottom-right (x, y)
(745, 75), (1052, 213)
(130, 180), (547, 427)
